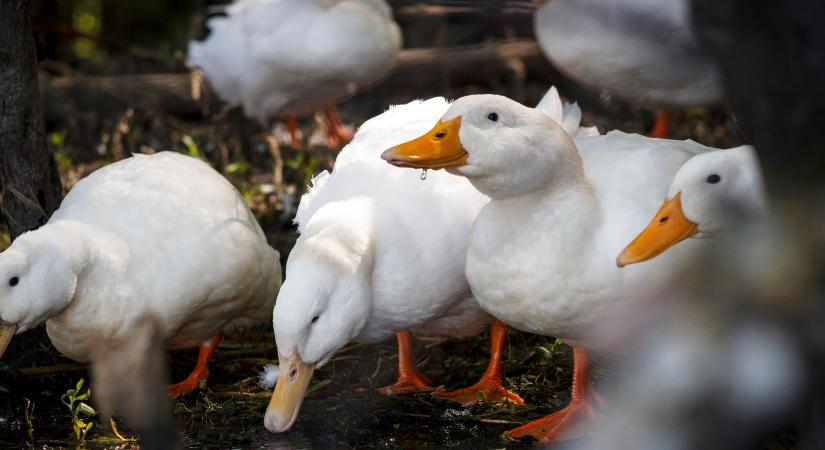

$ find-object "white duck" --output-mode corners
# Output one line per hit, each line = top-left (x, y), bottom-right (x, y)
(0, 152), (282, 396)
(263, 97), (491, 433)
(263, 91), (595, 433)
(381, 93), (746, 444)
(617, 145), (766, 266)
(187, 0), (402, 148)
(534, 0), (723, 137)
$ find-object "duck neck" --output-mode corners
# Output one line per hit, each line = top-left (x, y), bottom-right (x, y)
(488, 173), (601, 239)
(41, 220), (129, 300)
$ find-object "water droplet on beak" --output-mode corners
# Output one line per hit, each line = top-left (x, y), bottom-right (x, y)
(420, 169), (428, 181)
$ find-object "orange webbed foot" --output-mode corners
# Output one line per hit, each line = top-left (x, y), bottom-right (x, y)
(437, 320), (524, 407)
(377, 331), (444, 396)
(437, 375), (524, 407)
(505, 395), (599, 444)
(506, 346), (602, 445)
(377, 374), (444, 396)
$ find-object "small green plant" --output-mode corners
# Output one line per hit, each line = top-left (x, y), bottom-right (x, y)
(225, 160), (250, 175)
(181, 134), (205, 160)
(285, 149), (318, 187)
(61, 378), (96, 441)
(50, 130), (75, 173)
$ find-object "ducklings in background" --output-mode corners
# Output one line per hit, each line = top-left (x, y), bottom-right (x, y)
(187, 0), (402, 148)
(382, 92), (755, 444)
(0, 152), (282, 396)
(618, 146), (767, 266)
(534, 0), (723, 137)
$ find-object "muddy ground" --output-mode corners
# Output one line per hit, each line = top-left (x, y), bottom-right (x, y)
(1, 326), (583, 449)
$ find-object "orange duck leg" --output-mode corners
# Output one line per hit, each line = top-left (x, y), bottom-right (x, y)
(323, 106), (352, 148)
(437, 320), (524, 407)
(285, 116), (303, 149)
(649, 110), (671, 138)
(506, 346), (602, 445)
(377, 330), (443, 395)
(168, 333), (223, 396)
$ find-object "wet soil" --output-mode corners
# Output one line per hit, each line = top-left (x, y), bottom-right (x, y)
(0, 328), (580, 449)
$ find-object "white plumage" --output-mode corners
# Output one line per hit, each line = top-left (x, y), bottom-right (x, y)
(466, 130), (716, 346)
(381, 91), (752, 443)
(0, 152), (281, 362)
(277, 88), (599, 353)
(187, 0), (402, 124)
(276, 97), (490, 354)
(263, 89), (599, 433)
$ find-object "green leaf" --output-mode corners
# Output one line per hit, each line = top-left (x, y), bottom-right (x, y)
(181, 134), (202, 159)
(225, 160), (250, 174)
(78, 402), (96, 417)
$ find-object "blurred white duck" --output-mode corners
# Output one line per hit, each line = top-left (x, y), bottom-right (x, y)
(617, 146), (766, 266)
(0, 152), (282, 396)
(382, 93), (749, 444)
(534, 0), (723, 137)
(263, 91), (595, 433)
(187, 0), (402, 148)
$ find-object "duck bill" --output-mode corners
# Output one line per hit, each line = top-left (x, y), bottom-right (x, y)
(0, 323), (16, 359)
(616, 193), (699, 267)
(264, 353), (315, 433)
(381, 116), (467, 170)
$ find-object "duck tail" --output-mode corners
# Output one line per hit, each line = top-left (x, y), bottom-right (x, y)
(535, 86), (600, 138)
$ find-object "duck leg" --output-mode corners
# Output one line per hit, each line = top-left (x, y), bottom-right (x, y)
(285, 116), (303, 149)
(377, 330), (444, 395)
(437, 320), (524, 406)
(168, 333), (223, 396)
(323, 106), (351, 148)
(649, 110), (671, 138)
(506, 346), (602, 444)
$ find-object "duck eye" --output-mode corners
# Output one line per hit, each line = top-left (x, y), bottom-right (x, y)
(434, 130), (447, 139)
(707, 174), (721, 184)
(311, 315), (319, 324)
(9, 277), (19, 287)
(487, 112), (499, 122)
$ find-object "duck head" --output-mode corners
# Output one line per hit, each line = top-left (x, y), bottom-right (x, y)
(0, 227), (84, 358)
(617, 146), (766, 267)
(265, 201), (373, 433)
(382, 94), (583, 199)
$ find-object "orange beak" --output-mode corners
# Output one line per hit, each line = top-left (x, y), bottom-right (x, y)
(616, 193), (699, 267)
(381, 116), (467, 170)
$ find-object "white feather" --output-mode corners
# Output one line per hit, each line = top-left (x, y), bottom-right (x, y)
(259, 363), (281, 390)
(535, 86), (601, 137)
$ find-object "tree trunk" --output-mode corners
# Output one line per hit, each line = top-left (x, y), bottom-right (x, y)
(0, 0), (63, 240)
